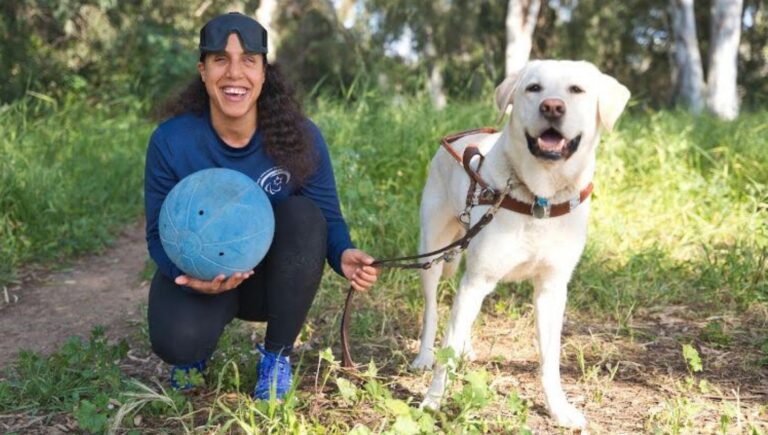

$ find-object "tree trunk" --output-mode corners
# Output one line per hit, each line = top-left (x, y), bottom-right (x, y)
(670, 0), (706, 113)
(256, 0), (278, 61)
(707, 0), (743, 120)
(505, 0), (541, 78)
(424, 24), (447, 109)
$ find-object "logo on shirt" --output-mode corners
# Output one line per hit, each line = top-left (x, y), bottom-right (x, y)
(257, 167), (291, 195)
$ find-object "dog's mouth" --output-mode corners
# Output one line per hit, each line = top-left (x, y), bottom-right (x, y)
(525, 128), (582, 161)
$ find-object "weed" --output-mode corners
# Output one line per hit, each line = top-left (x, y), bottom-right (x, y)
(700, 320), (733, 349)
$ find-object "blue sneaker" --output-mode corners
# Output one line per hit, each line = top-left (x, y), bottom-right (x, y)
(170, 359), (206, 391)
(253, 344), (292, 400)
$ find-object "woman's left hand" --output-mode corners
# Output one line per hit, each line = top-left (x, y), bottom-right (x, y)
(341, 249), (379, 292)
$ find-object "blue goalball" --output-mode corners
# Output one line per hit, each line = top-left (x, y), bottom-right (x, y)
(159, 168), (275, 281)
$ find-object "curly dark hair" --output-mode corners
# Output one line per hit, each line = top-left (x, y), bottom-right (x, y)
(156, 60), (317, 186)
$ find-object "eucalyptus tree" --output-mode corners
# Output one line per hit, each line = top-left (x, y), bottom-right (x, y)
(670, 0), (706, 112)
(505, 0), (542, 78)
(706, 0), (744, 120)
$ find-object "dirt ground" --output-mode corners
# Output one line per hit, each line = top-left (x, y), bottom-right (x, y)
(0, 221), (149, 368)
(1, 222), (766, 433)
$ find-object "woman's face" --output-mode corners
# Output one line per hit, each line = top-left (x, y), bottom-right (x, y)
(197, 33), (265, 123)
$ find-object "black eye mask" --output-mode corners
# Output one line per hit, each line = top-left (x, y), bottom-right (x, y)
(199, 12), (268, 55)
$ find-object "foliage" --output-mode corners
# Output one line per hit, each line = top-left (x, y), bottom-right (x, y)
(682, 344), (703, 373)
(3, 1), (765, 107)
(0, 327), (133, 432)
(0, 1), (258, 104)
(0, 96), (152, 284)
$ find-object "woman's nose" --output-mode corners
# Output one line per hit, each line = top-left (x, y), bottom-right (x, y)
(226, 60), (242, 78)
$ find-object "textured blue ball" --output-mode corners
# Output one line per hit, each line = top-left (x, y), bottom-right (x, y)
(159, 168), (275, 280)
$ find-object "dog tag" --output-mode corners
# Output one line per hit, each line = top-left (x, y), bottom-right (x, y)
(531, 197), (551, 219)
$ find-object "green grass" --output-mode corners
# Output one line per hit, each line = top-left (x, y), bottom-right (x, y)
(0, 95), (153, 285)
(0, 91), (766, 433)
(316, 96), (767, 316)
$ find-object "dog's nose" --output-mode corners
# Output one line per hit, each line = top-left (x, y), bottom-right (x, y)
(539, 98), (566, 120)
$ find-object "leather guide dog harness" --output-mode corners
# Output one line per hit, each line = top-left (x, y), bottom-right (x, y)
(442, 128), (594, 221)
(340, 128), (594, 369)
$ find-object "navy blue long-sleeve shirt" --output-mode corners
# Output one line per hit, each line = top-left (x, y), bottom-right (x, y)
(144, 110), (354, 280)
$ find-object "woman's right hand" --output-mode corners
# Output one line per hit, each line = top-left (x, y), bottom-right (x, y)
(175, 271), (254, 294)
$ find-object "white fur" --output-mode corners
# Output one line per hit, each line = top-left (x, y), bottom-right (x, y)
(413, 60), (630, 429)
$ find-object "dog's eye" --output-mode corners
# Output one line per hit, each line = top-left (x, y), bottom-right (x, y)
(525, 84), (542, 93)
(569, 85), (585, 94)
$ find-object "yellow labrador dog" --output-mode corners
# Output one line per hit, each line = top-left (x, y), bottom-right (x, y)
(414, 60), (630, 428)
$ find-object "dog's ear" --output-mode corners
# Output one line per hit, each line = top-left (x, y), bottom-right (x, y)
(597, 75), (631, 132)
(494, 73), (520, 123)
(495, 75), (518, 113)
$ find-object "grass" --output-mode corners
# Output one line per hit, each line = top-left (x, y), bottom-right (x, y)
(0, 95), (153, 285)
(0, 91), (767, 433)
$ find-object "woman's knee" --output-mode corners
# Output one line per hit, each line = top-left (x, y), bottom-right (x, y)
(149, 320), (220, 365)
(147, 272), (232, 365)
(273, 196), (327, 247)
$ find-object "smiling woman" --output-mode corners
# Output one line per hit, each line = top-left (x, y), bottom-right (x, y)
(144, 12), (379, 402)
(198, 34), (265, 141)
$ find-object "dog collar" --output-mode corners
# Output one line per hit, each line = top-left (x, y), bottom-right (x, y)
(463, 145), (593, 218)
(441, 129), (593, 219)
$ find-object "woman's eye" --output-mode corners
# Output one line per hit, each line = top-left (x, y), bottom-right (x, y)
(569, 85), (585, 94)
(525, 84), (542, 92)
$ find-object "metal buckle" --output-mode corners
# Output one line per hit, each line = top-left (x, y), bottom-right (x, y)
(531, 197), (551, 219)
(471, 188), (481, 205)
(458, 210), (471, 227)
(480, 188), (496, 202)
(568, 197), (580, 212)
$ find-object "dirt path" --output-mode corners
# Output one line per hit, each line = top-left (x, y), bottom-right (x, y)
(0, 222), (148, 368)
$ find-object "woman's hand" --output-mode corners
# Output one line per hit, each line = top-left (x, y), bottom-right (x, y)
(175, 271), (254, 294)
(341, 249), (379, 292)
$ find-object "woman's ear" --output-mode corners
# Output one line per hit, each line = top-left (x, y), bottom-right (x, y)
(197, 62), (206, 82)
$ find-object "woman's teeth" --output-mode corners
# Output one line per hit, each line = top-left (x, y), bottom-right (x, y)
(222, 87), (247, 96)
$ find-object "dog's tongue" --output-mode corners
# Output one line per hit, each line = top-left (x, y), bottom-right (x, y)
(537, 130), (567, 152)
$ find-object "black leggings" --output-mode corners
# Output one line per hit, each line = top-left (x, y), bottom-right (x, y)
(148, 196), (327, 365)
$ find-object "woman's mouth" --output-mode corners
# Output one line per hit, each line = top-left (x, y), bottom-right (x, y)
(221, 86), (249, 102)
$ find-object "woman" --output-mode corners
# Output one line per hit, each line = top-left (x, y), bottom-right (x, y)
(144, 12), (378, 400)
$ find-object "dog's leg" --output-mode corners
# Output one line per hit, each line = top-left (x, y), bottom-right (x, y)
(412, 265), (440, 369)
(534, 276), (586, 429)
(421, 274), (495, 409)
(411, 204), (461, 370)
(412, 220), (460, 370)
(462, 336), (476, 361)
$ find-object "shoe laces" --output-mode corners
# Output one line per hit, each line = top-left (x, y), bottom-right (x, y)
(254, 344), (292, 400)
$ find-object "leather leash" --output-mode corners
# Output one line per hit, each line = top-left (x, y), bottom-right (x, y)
(340, 190), (510, 368)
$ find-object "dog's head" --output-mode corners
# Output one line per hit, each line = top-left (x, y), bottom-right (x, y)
(495, 60), (630, 162)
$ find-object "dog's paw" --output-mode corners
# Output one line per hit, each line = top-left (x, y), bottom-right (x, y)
(419, 395), (441, 411)
(549, 402), (587, 429)
(463, 343), (477, 362)
(410, 353), (434, 370)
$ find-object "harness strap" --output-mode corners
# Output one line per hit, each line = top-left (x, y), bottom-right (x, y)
(452, 137), (593, 219)
(440, 127), (497, 163)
